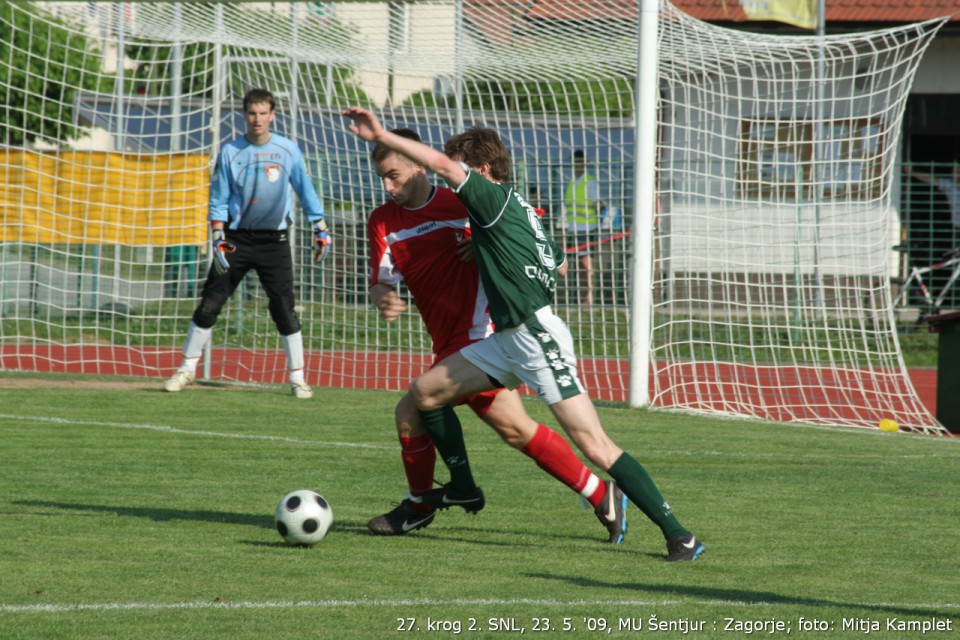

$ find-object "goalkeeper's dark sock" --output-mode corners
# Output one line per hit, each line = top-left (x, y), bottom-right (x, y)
(522, 424), (606, 508)
(418, 405), (477, 494)
(399, 434), (435, 498)
(608, 452), (689, 540)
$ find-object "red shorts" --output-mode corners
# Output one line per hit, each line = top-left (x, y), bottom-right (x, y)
(456, 388), (501, 417)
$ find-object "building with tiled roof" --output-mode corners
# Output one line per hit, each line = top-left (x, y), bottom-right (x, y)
(667, 1), (960, 303)
(673, 0), (960, 26)
(518, 10), (960, 164)
(517, 0), (960, 28)
(498, 1), (960, 298)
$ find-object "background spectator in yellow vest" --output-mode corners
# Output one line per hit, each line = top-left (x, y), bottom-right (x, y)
(564, 149), (605, 306)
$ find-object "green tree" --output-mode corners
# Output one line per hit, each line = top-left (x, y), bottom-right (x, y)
(0, 1), (112, 146)
(404, 77), (634, 118)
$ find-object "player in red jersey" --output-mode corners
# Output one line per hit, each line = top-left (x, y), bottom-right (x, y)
(365, 129), (627, 542)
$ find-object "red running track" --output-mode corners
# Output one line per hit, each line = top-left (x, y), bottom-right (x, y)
(1, 345), (938, 421)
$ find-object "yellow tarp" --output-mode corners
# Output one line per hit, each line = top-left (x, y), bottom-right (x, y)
(739, 0), (817, 30)
(0, 150), (208, 245)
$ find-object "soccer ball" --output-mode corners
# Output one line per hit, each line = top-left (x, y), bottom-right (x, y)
(274, 489), (333, 546)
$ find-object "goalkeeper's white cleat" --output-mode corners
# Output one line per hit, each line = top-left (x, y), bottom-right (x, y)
(164, 368), (195, 392)
(290, 380), (313, 399)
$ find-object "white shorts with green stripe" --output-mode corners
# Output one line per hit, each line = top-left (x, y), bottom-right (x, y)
(460, 305), (585, 405)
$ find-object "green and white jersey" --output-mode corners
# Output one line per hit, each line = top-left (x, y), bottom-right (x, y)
(451, 166), (566, 330)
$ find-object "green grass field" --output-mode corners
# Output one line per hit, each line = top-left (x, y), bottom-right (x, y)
(1, 373), (957, 639)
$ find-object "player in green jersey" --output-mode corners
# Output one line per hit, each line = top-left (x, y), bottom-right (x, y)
(343, 107), (704, 562)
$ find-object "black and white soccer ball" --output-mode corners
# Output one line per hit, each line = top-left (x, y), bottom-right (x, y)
(274, 489), (333, 546)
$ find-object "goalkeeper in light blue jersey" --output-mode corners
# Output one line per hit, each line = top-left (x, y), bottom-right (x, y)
(164, 88), (332, 399)
(208, 124), (324, 232)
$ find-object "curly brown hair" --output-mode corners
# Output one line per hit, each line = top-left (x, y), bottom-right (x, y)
(443, 127), (511, 182)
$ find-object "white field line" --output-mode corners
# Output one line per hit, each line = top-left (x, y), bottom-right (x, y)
(0, 413), (957, 460)
(2, 597), (956, 615)
(0, 413), (386, 450)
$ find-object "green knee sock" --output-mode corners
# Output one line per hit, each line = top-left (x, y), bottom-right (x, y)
(609, 452), (689, 540)
(419, 405), (476, 493)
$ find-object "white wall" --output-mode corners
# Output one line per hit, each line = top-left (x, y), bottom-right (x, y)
(334, 2), (457, 106)
(912, 38), (960, 94)
(660, 202), (896, 276)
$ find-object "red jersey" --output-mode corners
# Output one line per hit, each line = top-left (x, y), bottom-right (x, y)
(367, 186), (492, 358)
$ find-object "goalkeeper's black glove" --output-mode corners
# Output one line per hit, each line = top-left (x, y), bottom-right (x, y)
(211, 228), (236, 276)
(313, 220), (332, 262)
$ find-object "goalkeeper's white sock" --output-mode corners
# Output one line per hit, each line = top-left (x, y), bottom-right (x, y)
(180, 323), (212, 372)
(289, 369), (306, 385)
(178, 357), (200, 374)
(282, 331), (305, 373)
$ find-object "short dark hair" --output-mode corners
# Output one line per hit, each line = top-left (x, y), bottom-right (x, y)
(372, 128), (422, 164)
(443, 127), (511, 182)
(243, 88), (275, 112)
(573, 149), (586, 162)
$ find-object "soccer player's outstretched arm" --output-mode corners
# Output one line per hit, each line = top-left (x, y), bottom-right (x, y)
(343, 107), (466, 186)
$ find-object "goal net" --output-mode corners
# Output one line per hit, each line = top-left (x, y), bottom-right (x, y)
(0, 1), (947, 434)
(653, 5), (945, 433)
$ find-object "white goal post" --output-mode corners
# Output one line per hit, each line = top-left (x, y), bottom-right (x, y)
(0, 1), (948, 434)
